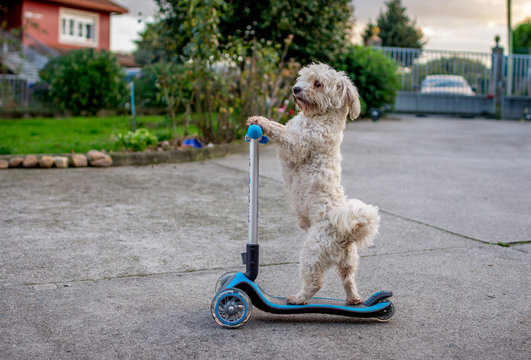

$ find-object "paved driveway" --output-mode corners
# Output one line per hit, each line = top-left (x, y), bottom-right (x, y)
(1, 115), (530, 359)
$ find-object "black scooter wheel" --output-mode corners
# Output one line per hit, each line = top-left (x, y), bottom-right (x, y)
(211, 288), (252, 328)
(215, 272), (237, 293)
(375, 301), (395, 322)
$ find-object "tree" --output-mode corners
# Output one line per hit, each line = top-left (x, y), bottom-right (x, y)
(147, 0), (354, 64)
(39, 49), (127, 114)
(513, 18), (531, 54)
(221, 0), (354, 63)
(133, 21), (178, 66)
(134, 0), (224, 65)
(362, 0), (425, 49)
(135, 0), (300, 144)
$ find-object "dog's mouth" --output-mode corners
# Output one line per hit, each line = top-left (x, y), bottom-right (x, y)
(292, 94), (306, 105)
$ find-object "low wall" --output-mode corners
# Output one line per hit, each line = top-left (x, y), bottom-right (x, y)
(501, 96), (531, 119)
(394, 92), (531, 120)
(394, 92), (495, 116)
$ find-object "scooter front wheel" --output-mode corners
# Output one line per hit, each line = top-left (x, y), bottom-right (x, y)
(214, 272), (237, 293)
(211, 288), (252, 328)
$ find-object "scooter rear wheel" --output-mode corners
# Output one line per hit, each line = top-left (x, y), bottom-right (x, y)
(211, 288), (252, 328)
(375, 301), (395, 322)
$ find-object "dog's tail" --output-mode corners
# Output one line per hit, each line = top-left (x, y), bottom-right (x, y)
(328, 199), (380, 249)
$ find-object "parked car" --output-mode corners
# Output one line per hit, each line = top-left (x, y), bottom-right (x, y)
(420, 75), (475, 96)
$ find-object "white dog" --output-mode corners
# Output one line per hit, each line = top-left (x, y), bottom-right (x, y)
(247, 63), (380, 305)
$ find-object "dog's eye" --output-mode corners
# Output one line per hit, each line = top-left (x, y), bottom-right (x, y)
(314, 80), (322, 88)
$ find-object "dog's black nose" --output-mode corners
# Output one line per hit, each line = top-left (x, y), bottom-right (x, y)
(293, 86), (302, 95)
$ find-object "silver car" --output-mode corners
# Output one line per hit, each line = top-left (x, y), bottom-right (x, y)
(420, 75), (475, 96)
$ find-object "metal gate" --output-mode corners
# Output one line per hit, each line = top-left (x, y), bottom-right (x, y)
(377, 46), (531, 119)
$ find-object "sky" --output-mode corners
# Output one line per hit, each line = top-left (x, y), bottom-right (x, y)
(110, 0), (531, 54)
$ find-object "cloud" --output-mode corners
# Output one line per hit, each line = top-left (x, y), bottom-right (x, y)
(110, 15), (151, 52)
(109, 0), (157, 52)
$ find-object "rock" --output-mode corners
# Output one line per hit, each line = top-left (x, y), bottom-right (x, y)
(22, 155), (38, 168)
(87, 150), (105, 162)
(39, 156), (54, 168)
(87, 150), (112, 167)
(71, 154), (88, 167)
(90, 156), (112, 167)
(0, 160), (8, 169)
(53, 156), (69, 168)
(9, 157), (23, 168)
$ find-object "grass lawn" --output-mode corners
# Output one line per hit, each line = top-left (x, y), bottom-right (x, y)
(0, 115), (195, 155)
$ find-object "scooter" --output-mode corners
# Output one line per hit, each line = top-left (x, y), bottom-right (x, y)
(210, 125), (395, 328)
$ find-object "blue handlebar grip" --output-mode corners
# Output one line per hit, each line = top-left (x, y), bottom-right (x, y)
(259, 136), (269, 144)
(247, 124), (263, 139)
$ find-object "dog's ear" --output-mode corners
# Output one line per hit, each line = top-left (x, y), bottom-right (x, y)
(344, 80), (361, 120)
(338, 77), (361, 120)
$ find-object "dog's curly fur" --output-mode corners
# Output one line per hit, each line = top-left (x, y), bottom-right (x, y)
(247, 63), (380, 305)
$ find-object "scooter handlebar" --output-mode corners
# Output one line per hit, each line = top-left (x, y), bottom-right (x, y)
(247, 124), (263, 139)
(246, 125), (269, 144)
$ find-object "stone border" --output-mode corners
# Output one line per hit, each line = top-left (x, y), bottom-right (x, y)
(111, 143), (247, 166)
(0, 142), (248, 168)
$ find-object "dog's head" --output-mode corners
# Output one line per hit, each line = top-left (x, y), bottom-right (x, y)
(292, 63), (361, 120)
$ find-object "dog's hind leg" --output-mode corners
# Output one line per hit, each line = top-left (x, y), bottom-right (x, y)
(287, 239), (332, 305)
(337, 247), (362, 305)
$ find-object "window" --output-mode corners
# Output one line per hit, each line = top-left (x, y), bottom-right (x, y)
(86, 24), (92, 40)
(59, 8), (98, 46)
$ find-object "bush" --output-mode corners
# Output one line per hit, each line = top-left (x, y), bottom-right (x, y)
(39, 49), (128, 114)
(334, 45), (400, 117)
(114, 128), (158, 151)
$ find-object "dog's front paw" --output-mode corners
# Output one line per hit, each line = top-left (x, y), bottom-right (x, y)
(246, 116), (269, 128)
(286, 295), (307, 305)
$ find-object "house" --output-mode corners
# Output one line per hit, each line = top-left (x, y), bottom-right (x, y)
(1, 0), (128, 83)
(3, 0), (127, 52)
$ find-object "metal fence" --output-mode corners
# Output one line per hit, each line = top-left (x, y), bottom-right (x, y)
(377, 46), (493, 96)
(507, 54), (531, 97)
(0, 75), (32, 107)
(378, 46), (531, 98)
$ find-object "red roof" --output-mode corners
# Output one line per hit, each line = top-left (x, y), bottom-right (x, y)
(114, 53), (139, 68)
(45, 0), (128, 14)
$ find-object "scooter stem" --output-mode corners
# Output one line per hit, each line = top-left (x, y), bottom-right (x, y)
(243, 135), (260, 281)
(248, 138), (259, 246)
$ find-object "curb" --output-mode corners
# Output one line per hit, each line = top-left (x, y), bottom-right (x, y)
(110, 143), (248, 166)
(0, 142), (248, 168)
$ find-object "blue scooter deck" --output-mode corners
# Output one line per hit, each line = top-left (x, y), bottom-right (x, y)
(223, 272), (392, 318)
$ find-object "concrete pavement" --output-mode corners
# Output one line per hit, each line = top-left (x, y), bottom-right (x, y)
(1, 115), (530, 359)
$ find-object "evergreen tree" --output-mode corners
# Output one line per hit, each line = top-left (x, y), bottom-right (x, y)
(362, 0), (425, 49)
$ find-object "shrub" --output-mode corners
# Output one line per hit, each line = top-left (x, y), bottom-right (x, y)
(114, 128), (158, 151)
(334, 45), (400, 117)
(39, 49), (128, 114)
